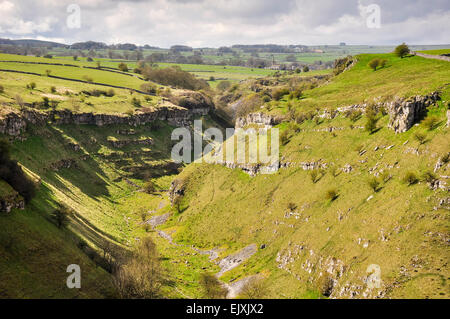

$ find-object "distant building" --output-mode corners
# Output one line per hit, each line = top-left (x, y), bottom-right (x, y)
(340, 42), (346, 46)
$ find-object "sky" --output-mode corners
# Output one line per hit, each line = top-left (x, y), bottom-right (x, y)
(0, 0), (449, 47)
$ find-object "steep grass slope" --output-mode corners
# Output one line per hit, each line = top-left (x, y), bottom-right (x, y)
(153, 54), (450, 298)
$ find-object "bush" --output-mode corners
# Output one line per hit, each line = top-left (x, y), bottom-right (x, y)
(287, 202), (297, 212)
(368, 177), (381, 192)
(106, 89), (115, 97)
(140, 83), (157, 94)
(142, 66), (208, 90)
(423, 116), (440, 130)
(118, 62), (129, 72)
(346, 109), (362, 122)
(143, 180), (156, 194)
(280, 129), (292, 146)
(402, 171), (419, 185)
(272, 88), (290, 101)
(131, 97), (141, 107)
(217, 80), (231, 91)
(0, 85), (4, 94)
(394, 43), (410, 58)
(325, 188), (339, 201)
(368, 58), (380, 71)
(365, 116), (378, 134)
(422, 170), (437, 184)
(27, 82), (36, 90)
(50, 86), (56, 93)
(87, 57), (93, 62)
(239, 277), (268, 299)
(199, 273), (227, 299)
(310, 169), (320, 183)
(414, 131), (427, 144)
(51, 205), (72, 229)
(43, 54), (52, 59)
(113, 237), (164, 299)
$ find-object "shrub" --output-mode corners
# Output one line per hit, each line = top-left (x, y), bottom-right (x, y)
(217, 80), (231, 91)
(87, 57), (93, 62)
(142, 66), (208, 90)
(0, 85), (4, 94)
(272, 88), (290, 101)
(422, 170), (437, 184)
(51, 205), (72, 228)
(199, 273), (227, 299)
(310, 169), (319, 183)
(347, 109), (362, 122)
(43, 54), (52, 59)
(402, 171), (419, 185)
(118, 62), (129, 72)
(131, 97), (141, 108)
(140, 83), (157, 94)
(303, 66), (309, 72)
(441, 153), (450, 164)
(280, 129), (291, 146)
(287, 202), (297, 212)
(423, 116), (440, 131)
(368, 177), (381, 192)
(394, 43), (410, 58)
(325, 188), (339, 201)
(106, 89), (115, 97)
(113, 237), (164, 299)
(414, 131), (427, 144)
(365, 116), (378, 134)
(143, 180), (156, 194)
(368, 58), (380, 71)
(239, 277), (268, 299)
(27, 82), (36, 90)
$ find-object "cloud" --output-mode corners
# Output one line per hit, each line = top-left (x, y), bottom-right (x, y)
(0, 0), (448, 46)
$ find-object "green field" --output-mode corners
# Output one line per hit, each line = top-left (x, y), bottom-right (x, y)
(1, 49), (449, 299)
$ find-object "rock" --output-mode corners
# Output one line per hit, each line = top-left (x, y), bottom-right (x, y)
(447, 109), (450, 128)
(387, 92), (440, 133)
(217, 244), (257, 277)
(343, 164), (353, 173)
(235, 112), (281, 129)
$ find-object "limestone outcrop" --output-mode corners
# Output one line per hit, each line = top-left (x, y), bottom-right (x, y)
(235, 112), (281, 128)
(386, 92), (440, 133)
(0, 103), (210, 137)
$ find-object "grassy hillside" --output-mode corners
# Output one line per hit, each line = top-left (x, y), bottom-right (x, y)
(0, 51), (448, 299)
(264, 53), (450, 115)
(151, 53), (450, 298)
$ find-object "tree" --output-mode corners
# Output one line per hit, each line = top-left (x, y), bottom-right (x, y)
(217, 80), (231, 91)
(113, 237), (164, 299)
(143, 180), (156, 194)
(303, 65), (310, 72)
(118, 62), (129, 72)
(394, 43), (410, 58)
(199, 273), (227, 299)
(368, 58), (380, 71)
(52, 205), (72, 229)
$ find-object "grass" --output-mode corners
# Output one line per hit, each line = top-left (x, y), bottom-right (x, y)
(266, 53), (450, 115)
(417, 49), (450, 55)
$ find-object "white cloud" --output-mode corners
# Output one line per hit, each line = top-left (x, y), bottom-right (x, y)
(0, 0), (448, 46)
